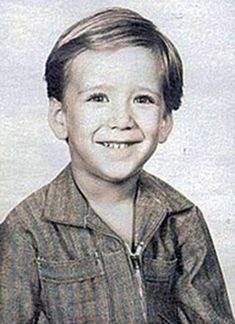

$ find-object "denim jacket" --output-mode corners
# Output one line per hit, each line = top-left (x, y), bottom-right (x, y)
(0, 164), (233, 323)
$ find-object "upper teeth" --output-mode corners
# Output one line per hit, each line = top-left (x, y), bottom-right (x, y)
(102, 142), (130, 149)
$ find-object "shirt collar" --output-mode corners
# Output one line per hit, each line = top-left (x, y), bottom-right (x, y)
(43, 164), (89, 228)
(43, 163), (193, 241)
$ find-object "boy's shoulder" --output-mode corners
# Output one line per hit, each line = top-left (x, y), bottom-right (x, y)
(140, 170), (194, 213)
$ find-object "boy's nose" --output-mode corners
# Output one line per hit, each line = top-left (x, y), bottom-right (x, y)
(107, 104), (135, 130)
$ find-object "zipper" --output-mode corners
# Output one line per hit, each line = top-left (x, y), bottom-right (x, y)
(125, 208), (168, 322)
(125, 241), (147, 322)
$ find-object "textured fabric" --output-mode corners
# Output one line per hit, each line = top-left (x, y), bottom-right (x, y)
(0, 164), (234, 323)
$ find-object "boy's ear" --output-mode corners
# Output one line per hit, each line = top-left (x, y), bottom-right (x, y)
(48, 98), (68, 140)
(158, 113), (173, 143)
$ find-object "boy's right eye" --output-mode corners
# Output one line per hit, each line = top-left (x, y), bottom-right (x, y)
(86, 93), (109, 103)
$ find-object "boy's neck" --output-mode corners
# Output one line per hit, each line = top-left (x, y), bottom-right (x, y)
(71, 165), (140, 205)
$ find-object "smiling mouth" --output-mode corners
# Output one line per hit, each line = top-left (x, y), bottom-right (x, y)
(97, 142), (138, 149)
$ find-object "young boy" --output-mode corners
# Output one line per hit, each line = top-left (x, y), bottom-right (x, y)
(0, 7), (233, 323)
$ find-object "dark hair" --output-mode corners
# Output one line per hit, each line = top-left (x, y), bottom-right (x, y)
(45, 7), (183, 113)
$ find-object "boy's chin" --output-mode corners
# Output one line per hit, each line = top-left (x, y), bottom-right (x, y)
(96, 168), (142, 184)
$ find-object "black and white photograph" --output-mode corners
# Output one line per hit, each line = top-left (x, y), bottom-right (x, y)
(0, 0), (234, 322)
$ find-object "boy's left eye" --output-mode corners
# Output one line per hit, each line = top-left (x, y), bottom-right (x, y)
(134, 95), (155, 104)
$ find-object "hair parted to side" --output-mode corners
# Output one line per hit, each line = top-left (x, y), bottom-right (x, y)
(45, 7), (183, 113)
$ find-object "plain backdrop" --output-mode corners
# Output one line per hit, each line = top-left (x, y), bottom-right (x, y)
(0, 0), (234, 313)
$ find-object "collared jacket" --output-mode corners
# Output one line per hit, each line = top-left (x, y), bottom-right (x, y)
(0, 165), (234, 323)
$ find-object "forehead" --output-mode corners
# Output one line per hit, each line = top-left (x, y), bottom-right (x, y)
(66, 47), (164, 92)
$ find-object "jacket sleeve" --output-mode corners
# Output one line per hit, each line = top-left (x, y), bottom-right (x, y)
(175, 206), (234, 323)
(0, 211), (41, 323)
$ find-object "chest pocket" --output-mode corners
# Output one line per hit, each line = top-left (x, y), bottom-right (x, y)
(142, 257), (177, 297)
(38, 255), (104, 283)
(37, 255), (109, 323)
(142, 257), (177, 283)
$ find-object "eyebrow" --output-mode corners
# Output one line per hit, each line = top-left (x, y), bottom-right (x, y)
(76, 84), (114, 95)
(134, 87), (162, 100)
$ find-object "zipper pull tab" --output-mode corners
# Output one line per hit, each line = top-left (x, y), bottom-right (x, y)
(135, 241), (144, 258)
(94, 251), (102, 269)
(129, 241), (144, 271)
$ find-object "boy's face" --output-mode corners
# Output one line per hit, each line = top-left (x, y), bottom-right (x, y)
(49, 47), (173, 183)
